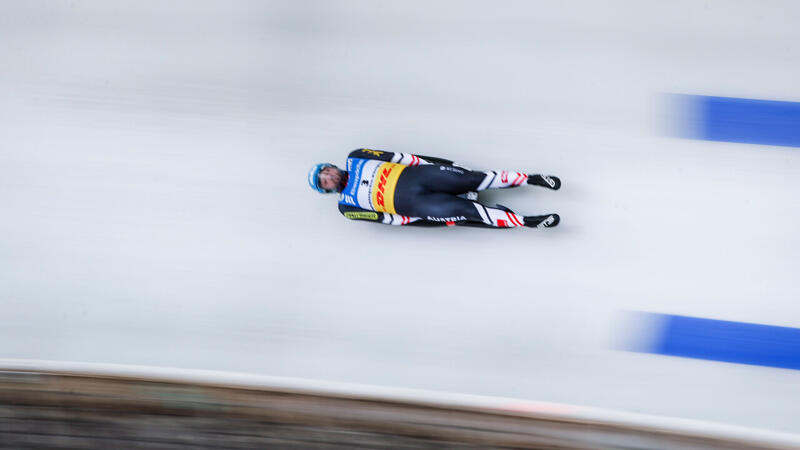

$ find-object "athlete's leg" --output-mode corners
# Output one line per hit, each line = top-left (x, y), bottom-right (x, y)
(403, 165), (529, 194)
(400, 165), (483, 194)
(472, 170), (531, 191)
(398, 193), (527, 228)
(468, 170), (561, 191)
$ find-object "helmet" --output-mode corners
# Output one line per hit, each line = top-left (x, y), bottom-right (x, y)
(308, 163), (336, 193)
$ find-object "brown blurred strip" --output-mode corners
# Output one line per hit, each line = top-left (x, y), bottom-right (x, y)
(0, 369), (794, 449)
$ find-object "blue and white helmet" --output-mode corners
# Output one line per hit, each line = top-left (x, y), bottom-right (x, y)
(308, 163), (336, 193)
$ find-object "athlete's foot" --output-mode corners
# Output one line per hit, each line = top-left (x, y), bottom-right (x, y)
(524, 213), (560, 228)
(527, 175), (561, 190)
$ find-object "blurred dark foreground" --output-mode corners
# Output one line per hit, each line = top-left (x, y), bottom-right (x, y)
(0, 369), (792, 449)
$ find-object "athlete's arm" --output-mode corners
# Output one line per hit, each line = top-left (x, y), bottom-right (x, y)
(338, 204), (517, 229)
(348, 149), (455, 167)
(338, 203), (444, 227)
(414, 154), (455, 166)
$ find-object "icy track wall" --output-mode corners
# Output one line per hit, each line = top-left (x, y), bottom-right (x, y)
(2, 362), (799, 449)
(1, 0), (799, 442)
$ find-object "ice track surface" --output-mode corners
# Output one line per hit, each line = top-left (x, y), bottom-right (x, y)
(1, 0), (799, 435)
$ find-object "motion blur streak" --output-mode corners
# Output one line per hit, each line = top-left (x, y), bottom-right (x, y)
(1, 0), (799, 439)
(627, 313), (800, 370)
(671, 95), (800, 147)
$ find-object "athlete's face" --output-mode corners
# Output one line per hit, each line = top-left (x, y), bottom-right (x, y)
(318, 166), (342, 192)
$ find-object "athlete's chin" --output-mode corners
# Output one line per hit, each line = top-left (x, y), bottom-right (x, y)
(336, 171), (348, 192)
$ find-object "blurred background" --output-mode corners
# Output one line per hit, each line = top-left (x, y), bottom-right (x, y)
(1, 1), (798, 447)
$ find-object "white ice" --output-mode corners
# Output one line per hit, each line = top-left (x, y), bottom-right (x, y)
(1, 0), (798, 434)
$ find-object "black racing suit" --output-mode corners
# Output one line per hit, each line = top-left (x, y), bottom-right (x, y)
(337, 149), (529, 228)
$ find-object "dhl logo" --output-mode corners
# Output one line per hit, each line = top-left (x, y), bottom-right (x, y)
(371, 162), (405, 213)
(362, 149), (384, 157)
(376, 166), (392, 207)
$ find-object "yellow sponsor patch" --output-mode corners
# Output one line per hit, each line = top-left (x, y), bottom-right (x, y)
(362, 149), (384, 157)
(344, 211), (378, 220)
(371, 162), (405, 214)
